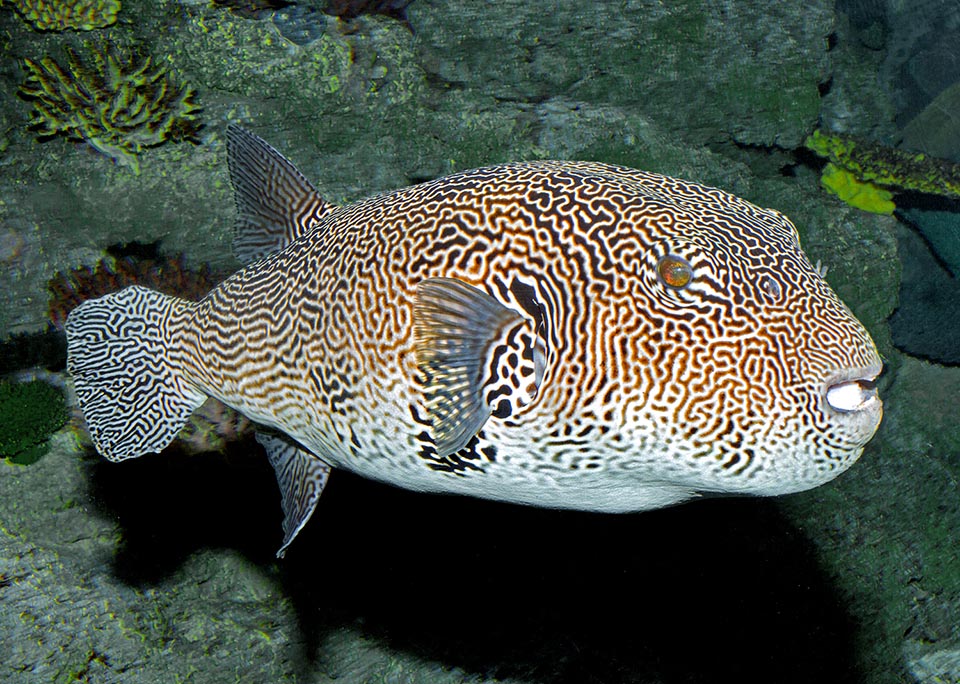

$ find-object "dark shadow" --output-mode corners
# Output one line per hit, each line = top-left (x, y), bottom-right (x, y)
(0, 328), (67, 375)
(86, 445), (868, 684)
(84, 439), (282, 583)
(285, 475), (865, 684)
(889, 202), (960, 366)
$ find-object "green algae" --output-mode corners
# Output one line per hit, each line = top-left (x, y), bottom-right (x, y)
(0, 379), (68, 466)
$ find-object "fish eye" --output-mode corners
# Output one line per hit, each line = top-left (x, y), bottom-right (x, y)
(657, 255), (693, 289)
(759, 275), (782, 298)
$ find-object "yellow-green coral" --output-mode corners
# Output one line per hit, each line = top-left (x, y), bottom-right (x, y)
(805, 129), (960, 206)
(19, 42), (201, 174)
(819, 163), (895, 215)
(5, 0), (120, 31)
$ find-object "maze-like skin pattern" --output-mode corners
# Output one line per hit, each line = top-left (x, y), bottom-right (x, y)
(67, 286), (206, 460)
(164, 160), (882, 512)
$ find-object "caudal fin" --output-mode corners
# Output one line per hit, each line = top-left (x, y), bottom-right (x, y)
(66, 285), (207, 461)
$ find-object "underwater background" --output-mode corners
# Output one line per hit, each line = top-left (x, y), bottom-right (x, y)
(1, 0), (959, 682)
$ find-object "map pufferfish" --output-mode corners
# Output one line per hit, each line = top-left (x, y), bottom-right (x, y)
(65, 126), (883, 557)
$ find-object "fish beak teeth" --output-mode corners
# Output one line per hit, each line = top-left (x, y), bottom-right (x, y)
(824, 360), (883, 414)
(825, 378), (879, 413)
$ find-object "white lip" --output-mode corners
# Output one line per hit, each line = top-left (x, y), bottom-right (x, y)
(826, 379), (878, 412)
(824, 365), (882, 413)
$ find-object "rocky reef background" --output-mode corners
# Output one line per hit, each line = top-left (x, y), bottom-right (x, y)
(0, 0), (958, 682)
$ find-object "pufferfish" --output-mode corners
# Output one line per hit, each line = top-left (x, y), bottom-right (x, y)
(66, 126), (883, 556)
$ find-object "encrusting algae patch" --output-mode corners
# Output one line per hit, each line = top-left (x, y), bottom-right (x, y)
(4, 0), (120, 31)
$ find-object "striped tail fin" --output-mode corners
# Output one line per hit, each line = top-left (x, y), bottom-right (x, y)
(66, 286), (207, 462)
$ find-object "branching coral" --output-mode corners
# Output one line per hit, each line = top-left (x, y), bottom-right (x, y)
(5, 0), (120, 31)
(179, 399), (254, 455)
(18, 42), (201, 173)
(805, 129), (960, 212)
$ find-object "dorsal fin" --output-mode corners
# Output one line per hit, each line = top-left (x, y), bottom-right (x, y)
(226, 125), (337, 265)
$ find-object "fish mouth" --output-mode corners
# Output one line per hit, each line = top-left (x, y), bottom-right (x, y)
(823, 365), (883, 414)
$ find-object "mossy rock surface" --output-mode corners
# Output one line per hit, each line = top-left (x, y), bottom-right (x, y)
(783, 354), (960, 683)
(411, 0), (830, 149)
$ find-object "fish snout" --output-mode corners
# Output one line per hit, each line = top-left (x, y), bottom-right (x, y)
(821, 363), (883, 431)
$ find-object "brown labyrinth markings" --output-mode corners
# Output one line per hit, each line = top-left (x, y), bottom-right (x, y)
(177, 160), (879, 479)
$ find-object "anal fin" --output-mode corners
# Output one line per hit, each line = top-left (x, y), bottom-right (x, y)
(257, 431), (331, 558)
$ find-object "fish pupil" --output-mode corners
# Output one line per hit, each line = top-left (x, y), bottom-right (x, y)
(657, 255), (693, 289)
(760, 275), (782, 298)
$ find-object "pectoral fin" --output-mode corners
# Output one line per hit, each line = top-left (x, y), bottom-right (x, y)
(414, 278), (545, 459)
